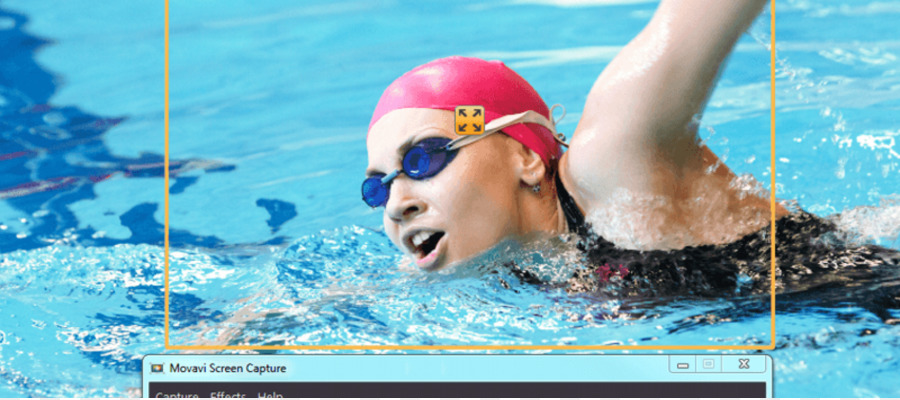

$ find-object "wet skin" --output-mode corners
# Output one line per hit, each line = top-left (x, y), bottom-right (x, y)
(366, 108), (563, 271)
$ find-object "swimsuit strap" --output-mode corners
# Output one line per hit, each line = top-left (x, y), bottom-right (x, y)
(554, 173), (587, 235)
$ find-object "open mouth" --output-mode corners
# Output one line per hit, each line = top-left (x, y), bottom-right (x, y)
(409, 230), (446, 268)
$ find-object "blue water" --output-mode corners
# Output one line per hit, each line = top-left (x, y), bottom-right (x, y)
(1, 0), (899, 397)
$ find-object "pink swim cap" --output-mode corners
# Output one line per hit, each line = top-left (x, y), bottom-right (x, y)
(368, 56), (561, 166)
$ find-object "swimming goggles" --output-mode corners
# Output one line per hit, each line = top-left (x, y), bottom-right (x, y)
(362, 107), (568, 208)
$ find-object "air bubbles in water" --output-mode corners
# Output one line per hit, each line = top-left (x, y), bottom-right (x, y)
(42, 111), (67, 126)
(835, 158), (847, 179)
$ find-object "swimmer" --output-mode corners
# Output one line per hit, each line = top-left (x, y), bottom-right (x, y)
(364, 1), (900, 294)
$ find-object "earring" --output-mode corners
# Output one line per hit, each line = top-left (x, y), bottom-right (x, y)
(532, 184), (541, 193)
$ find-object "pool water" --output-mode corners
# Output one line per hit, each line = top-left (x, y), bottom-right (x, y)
(1, 0), (899, 397)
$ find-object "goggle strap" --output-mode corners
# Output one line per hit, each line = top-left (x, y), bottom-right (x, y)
(549, 104), (569, 148)
(446, 110), (560, 151)
(446, 128), (499, 150)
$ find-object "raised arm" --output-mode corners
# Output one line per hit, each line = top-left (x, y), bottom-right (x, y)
(560, 0), (782, 249)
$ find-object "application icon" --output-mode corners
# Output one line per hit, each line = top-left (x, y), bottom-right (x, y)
(151, 364), (164, 373)
(454, 105), (485, 135)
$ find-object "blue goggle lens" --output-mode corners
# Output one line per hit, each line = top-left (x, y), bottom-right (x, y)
(362, 137), (457, 208)
(404, 138), (455, 178)
(403, 146), (431, 177)
(362, 175), (389, 207)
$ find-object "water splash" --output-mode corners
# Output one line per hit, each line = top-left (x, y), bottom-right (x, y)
(857, 131), (900, 160)
(831, 196), (900, 248)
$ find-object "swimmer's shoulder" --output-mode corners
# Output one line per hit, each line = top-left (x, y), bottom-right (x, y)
(560, 148), (790, 250)
(558, 0), (779, 250)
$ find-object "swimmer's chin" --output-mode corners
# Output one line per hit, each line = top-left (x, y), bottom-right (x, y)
(400, 253), (453, 272)
(402, 241), (496, 273)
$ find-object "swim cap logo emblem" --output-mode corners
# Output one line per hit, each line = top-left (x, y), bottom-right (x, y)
(454, 106), (485, 135)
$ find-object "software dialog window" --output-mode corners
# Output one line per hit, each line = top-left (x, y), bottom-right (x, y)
(143, 354), (773, 398)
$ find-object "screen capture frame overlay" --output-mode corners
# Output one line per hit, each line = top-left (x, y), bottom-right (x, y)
(163, 1), (780, 350)
(142, 354), (774, 398)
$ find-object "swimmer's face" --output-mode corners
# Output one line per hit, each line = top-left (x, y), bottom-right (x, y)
(366, 108), (529, 271)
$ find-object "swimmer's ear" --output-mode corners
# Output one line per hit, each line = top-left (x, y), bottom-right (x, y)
(514, 143), (546, 187)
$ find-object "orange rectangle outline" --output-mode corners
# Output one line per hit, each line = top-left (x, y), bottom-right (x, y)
(164, 1), (778, 351)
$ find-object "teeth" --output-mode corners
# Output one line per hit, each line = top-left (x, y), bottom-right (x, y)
(411, 231), (432, 249)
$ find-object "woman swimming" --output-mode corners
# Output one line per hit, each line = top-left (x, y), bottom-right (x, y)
(363, 0), (899, 298)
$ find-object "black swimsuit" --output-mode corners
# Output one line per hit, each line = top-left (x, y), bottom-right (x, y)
(555, 173), (589, 237)
(553, 175), (900, 318)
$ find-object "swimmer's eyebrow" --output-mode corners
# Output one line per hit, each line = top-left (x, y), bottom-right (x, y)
(364, 166), (383, 177)
(365, 128), (445, 177)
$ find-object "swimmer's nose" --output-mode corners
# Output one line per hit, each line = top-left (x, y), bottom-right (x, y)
(385, 179), (426, 223)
